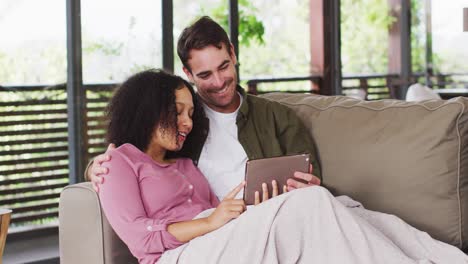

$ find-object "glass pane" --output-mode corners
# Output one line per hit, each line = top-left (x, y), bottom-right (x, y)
(0, 0), (66, 85)
(341, 0), (390, 75)
(81, 0), (162, 84)
(239, 0), (310, 80)
(432, 0), (468, 74)
(0, 1), (68, 230)
(411, 0), (427, 74)
(412, 0), (468, 87)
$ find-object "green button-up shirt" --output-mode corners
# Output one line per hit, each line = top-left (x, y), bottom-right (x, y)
(191, 87), (321, 179)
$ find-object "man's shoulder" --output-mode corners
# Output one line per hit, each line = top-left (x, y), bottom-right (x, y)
(242, 93), (300, 128)
(246, 93), (289, 110)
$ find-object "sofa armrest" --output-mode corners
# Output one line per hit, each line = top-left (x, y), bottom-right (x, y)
(59, 182), (137, 264)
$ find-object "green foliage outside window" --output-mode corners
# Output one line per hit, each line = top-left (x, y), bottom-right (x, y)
(341, 0), (395, 74)
(202, 0), (265, 47)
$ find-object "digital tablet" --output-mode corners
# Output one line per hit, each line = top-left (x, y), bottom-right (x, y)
(243, 153), (310, 205)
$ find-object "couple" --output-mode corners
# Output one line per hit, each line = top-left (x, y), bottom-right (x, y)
(91, 17), (467, 264)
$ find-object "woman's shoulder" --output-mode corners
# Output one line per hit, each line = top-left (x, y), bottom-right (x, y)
(106, 143), (148, 166)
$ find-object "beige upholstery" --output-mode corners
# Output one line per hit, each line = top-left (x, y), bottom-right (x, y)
(263, 93), (468, 250)
(59, 183), (137, 264)
(59, 93), (468, 263)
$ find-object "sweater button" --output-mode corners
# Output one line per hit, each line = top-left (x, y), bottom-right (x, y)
(147, 226), (153, 231)
(189, 185), (193, 190)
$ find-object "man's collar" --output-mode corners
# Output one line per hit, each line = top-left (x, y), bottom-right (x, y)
(237, 85), (249, 120)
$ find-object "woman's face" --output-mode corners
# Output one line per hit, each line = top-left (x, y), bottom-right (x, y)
(152, 86), (194, 152)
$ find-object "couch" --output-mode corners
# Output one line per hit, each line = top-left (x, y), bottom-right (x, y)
(59, 93), (468, 263)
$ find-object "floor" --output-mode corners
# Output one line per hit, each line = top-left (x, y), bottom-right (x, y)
(3, 233), (59, 264)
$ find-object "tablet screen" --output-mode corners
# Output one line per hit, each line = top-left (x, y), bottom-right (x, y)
(243, 153), (310, 205)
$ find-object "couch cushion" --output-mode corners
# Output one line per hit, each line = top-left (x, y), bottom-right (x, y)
(59, 182), (138, 264)
(262, 93), (468, 250)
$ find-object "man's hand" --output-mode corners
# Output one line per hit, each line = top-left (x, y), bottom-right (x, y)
(254, 180), (287, 205)
(88, 144), (115, 192)
(286, 164), (321, 191)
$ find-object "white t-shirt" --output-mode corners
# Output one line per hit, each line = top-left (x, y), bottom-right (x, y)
(198, 94), (248, 200)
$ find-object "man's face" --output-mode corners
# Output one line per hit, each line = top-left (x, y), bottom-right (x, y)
(183, 44), (240, 113)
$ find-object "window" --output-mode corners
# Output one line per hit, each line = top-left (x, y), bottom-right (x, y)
(0, 0), (66, 85)
(239, 0), (311, 80)
(81, 0), (162, 84)
(431, 0), (468, 74)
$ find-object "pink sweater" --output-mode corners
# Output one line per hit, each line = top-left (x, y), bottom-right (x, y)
(99, 143), (219, 263)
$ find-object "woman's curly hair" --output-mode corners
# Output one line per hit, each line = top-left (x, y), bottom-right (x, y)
(106, 69), (208, 159)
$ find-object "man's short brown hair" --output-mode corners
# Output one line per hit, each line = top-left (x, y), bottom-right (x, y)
(177, 16), (232, 72)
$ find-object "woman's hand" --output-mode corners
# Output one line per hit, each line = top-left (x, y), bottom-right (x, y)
(206, 181), (246, 230)
(254, 180), (288, 205)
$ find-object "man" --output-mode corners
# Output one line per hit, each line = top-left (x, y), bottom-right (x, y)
(88, 16), (321, 201)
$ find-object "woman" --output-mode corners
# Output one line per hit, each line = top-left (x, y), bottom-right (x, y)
(99, 69), (247, 263)
(99, 69), (467, 264)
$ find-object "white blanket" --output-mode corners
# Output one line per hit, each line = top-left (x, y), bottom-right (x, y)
(158, 186), (467, 264)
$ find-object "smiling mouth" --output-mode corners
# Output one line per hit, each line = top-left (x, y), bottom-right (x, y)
(177, 131), (187, 143)
(214, 86), (228, 94)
